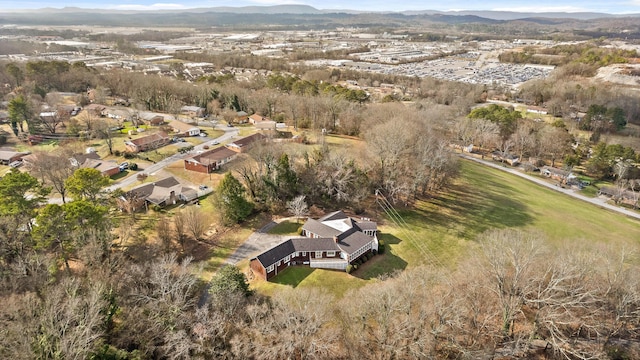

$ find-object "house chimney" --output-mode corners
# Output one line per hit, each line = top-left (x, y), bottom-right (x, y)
(333, 235), (338, 243)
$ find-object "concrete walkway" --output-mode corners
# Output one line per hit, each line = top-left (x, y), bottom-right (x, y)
(460, 153), (640, 221)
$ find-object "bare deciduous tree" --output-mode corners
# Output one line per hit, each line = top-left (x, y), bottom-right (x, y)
(183, 206), (208, 242)
(287, 195), (309, 222)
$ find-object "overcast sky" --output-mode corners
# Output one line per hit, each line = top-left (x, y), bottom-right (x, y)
(1, 0), (639, 13)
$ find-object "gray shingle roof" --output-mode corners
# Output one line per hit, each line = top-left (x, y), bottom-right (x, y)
(302, 218), (342, 238)
(291, 238), (340, 252)
(255, 240), (295, 268)
(255, 238), (341, 268)
(318, 210), (348, 221)
(337, 232), (374, 255)
(355, 220), (377, 231)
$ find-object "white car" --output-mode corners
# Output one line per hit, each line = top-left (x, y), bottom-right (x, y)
(9, 161), (23, 168)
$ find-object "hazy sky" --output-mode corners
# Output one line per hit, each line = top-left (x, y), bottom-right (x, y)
(1, 0), (639, 13)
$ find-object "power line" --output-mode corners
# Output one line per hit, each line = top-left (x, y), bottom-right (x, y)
(375, 189), (447, 270)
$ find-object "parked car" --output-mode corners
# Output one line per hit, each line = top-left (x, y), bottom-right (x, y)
(119, 162), (129, 171)
(199, 132), (207, 137)
(9, 161), (23, 168)
(212, 140), (220, 145)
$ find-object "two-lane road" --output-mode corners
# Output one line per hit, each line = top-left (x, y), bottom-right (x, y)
(106, 124), (238, 192)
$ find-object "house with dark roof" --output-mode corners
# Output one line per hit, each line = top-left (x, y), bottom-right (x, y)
(184, 146), (238, 173)
(125, 131), (171, 153)
(0, 149), (31, 165)
(122, 176), (198, 211)
(226, 133), (266, 153)
(250, 211), (378, 281)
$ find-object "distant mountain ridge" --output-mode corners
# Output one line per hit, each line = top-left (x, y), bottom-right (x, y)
(1, 4), (638, 20)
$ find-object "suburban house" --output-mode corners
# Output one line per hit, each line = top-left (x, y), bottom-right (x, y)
(125, 131), (171, 153)
(248, 114), (270, 124)
(168, 120), (200, 137)
(235, 111), (249, 124)
(180, 106), (206, 118)
(123, 176), (198, 211)
(226, 133), (266, 153)
(492, 151), (520, 166)
(84, 104), (107, 117)
(69, 152), (101, 167)
(0, 149), (30, 165)
(68, 152), (120, 177)
(143, 115), (165, 126)
(542, 166), (576, 184)
(599, 186), (639, 207)
(184, 146), (238, 173)
(250, 211), (378, 281)
(249, 114), (277, 130)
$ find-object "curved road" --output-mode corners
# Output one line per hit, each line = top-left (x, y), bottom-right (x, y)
(460, 153), (640, 221)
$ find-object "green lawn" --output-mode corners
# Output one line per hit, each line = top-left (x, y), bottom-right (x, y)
(267, 220), (301, 235)
(251, 159), (640, 298)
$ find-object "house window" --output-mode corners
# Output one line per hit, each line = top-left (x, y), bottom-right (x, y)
(327, 251), (335, 257)
(277, 261), (281, 266)
(285, 255), (290, 262)
(302, 252), (307, 256)
(267, 265), (274, 272)
(315, 251), (322, 258)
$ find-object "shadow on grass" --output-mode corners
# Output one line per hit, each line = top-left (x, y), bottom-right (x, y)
(270, 266), (316, 287)
(354, 233), (407, 280)
(110, 170), (129, 180)
(268, 220), (302, 235)
(407, 162), (534, 241)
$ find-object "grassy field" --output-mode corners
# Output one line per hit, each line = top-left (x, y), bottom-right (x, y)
(251, 159), (640, 297)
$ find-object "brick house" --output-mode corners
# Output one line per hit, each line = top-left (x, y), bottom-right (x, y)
(226, 133), (266, 153)
(125, 131), (171, 153)
(250, 211), (378, 281)
(184, 146), (238, 173)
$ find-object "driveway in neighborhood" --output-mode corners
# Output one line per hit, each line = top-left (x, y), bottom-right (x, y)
(225, 220), (291, 265)
(459, 153), (640, 221)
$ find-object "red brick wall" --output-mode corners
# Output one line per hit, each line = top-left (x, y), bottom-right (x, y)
(184, 160), (210, 173)
(250, 259), (267, 281)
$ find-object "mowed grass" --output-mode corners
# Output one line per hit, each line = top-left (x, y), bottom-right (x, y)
(267, 220), (301, 235)
(252, 159), (640, 298)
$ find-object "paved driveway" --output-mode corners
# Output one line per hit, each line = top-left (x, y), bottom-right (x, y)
(225, 221), (290, 264)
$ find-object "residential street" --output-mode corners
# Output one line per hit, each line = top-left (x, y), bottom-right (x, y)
(106, 123), (239, 192)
